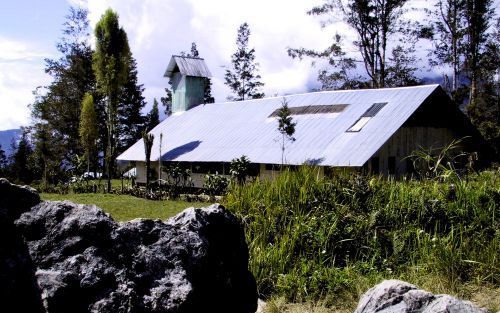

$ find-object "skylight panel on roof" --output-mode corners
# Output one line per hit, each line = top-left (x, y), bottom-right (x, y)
(346, 102), (387, 132)
(347, 117), (371, 132)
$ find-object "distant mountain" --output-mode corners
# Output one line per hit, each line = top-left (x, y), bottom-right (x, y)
(0, 129), (22, 156)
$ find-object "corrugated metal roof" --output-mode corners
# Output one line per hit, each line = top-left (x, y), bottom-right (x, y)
(164, 56), (212, 78)
(117, 85), (442, 167)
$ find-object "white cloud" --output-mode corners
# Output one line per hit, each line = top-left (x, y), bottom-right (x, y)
(0, 37), (53, 130)
(0, 36), (51, 62)
(4, 0), (467, 131)
(80, 0), (334, 106)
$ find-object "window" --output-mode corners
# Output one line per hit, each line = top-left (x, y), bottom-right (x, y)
(265, 164), (298, 171)
(388, 156), (396, 175)
(248, 163), (260, 176)
(348, 117), (371, 132)
(192, 162), (224, 174)
(347, 102), (387, 132)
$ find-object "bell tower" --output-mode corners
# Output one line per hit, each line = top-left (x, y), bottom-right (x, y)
(164, 55), (212, 113)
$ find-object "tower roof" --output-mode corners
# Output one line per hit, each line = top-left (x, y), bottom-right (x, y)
(164, 55), (212, 78)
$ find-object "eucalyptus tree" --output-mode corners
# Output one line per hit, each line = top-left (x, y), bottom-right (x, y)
(462, 0), (495, 106)
(424, 0), (467, 99)
(93, 9), (131, 192)
(290, 0), (416, 89)
(225, 23), (265, 100)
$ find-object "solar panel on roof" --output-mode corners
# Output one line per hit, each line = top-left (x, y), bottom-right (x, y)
(268, 104), (348, 117)
(362, 102), (387, 117)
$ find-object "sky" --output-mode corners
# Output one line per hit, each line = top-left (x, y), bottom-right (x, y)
(0, 0), (495, 131)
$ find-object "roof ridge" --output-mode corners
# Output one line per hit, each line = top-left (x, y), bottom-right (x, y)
(205, 84), (440, 106)
(172, 55), (205, 60)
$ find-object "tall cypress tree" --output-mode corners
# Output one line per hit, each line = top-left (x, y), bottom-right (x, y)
(224, 23), (265, 100)
(93, 8), (131, 192)
(79, 93), (98, 175)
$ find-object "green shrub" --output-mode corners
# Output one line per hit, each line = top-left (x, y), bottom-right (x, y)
(224, 167), (500, 302)
(204, 173), (229, 196)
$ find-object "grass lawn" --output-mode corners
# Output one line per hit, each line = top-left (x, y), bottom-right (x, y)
(41, 193), (207, 222)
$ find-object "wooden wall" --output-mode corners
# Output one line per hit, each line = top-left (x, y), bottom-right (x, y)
(367, 127), (457, 176)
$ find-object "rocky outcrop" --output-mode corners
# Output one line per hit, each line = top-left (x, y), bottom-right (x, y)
(355, 280), (489, 313)
(0, 178), (44, 313)
(0, 179), (257, 313)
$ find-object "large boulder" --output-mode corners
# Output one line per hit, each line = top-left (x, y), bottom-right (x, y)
(355, 280), (489, 313)
(0, 178), (44, 313)
(1, 179), (257, 313)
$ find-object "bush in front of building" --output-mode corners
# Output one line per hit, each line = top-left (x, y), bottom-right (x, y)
(224, 167), (500, 304)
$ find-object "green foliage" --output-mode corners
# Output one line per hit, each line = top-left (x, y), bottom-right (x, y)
(9, 131), (35, 184)
(93, 8), (131, 192)
(93, 9), (130, 99)
(160, 87), (173, 116)
(288, 33), (363, 90)
(276, 99), (296, 165)
(292, 0), (416, 89)
(204, 173), (229, 196)
(79, 93), (98, 173)
(117, 57), (147, 153)
(224, 167), (499, 303)
(406, 138), (474, 181)
(30, 7), (95, 175)
(224, 22), (265, 100)
(145, 98), (160, 132)
(230, 155), (251, 184)
(466, 19), (499, 160)
(162, 162), (193, 198)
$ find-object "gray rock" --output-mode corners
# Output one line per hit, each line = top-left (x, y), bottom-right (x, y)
(355, 280), (489, 313)
(1, 179), (257, 313)
(0, 178), (44, 313)
(422, 295), (489, 313)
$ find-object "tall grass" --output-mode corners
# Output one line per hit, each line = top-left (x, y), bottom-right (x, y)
(224, 167), (499, 304)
